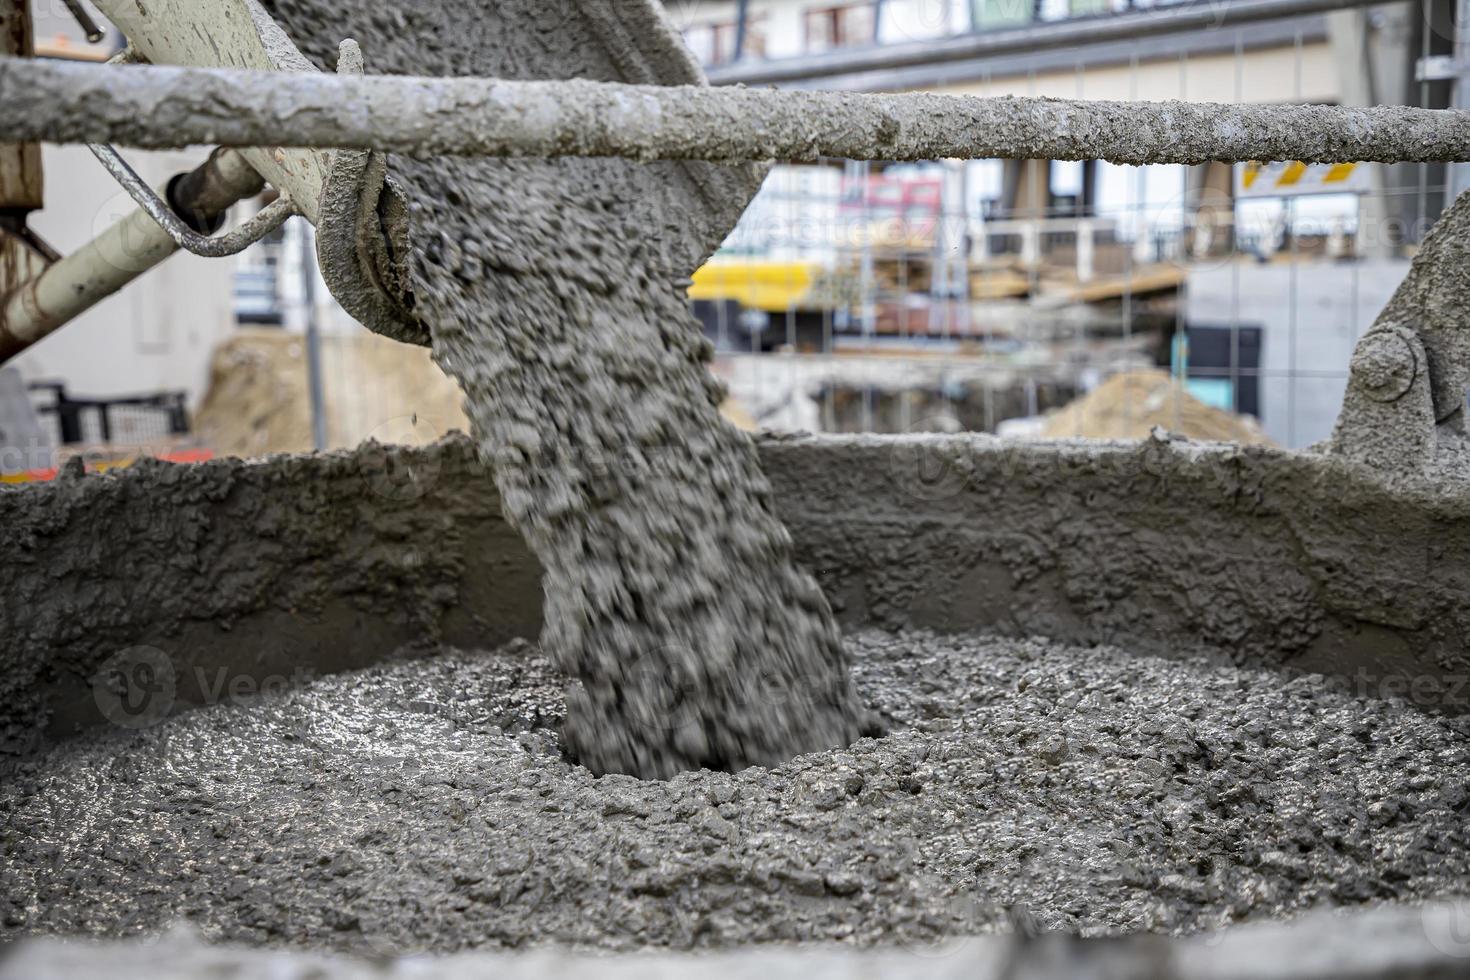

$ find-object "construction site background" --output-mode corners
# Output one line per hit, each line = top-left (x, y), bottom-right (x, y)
(3, 0), (1465, 477)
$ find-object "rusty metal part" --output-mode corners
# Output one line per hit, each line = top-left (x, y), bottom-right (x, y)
(0, 222), (48, 332)
(0, 0), (51, 343)
(0, 149), (266, 363)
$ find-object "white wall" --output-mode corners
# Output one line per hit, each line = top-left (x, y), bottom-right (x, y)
(1186, 258), (1410, 448)
(933, 41), (1341, 105)
(671, 0), (965, 62)
(10, 145), (240, 408)
(671, 0), (1344, 110)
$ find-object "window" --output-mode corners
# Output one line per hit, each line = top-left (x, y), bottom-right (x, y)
(804, 3), (878, 53)
(681, 15), (768, 67)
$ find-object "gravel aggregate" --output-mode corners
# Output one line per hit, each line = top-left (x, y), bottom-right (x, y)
(4, 631), (1468, 955)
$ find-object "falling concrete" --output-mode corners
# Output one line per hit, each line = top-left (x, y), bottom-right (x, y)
(255, 0), (870, 779)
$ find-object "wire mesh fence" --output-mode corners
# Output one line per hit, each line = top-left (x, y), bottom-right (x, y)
(197, 0), (1461, 460)
(671, 1), (1459, 452)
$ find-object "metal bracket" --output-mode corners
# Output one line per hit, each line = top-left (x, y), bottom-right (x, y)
(88, 144), (295, 258)
(1, 148), (269, 362)
(1327, 181), (1470, 475)
(314, 40), (424, 346)
(1328, 323), (1437, 474)
(80, 45), (295, 259)
(59, 0), (103, 43)
(88, 0), (424, 347)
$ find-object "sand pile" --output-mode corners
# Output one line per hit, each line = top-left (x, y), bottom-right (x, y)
(1041, 369), (1271, 444)
(194, 328), (468, 457)
(194, 329), (755, 459)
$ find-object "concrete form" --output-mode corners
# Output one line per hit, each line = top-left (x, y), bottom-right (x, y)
(5, 431), (1470, 753)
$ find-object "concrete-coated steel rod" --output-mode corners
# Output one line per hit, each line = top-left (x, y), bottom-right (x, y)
(3, 56), (1470, 166)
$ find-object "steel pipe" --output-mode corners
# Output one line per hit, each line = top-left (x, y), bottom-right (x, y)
(3, 55), (1470, 166)
(0, 149), (264, 362)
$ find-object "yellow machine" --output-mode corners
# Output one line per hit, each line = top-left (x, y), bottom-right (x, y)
(688, 260), (826, 313)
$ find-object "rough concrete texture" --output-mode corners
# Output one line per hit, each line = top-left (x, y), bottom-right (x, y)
(255, 0), (867, 778)
(8, 901), (1470, 980)
(0, 439), (526, 756)
(8, 430), (1470, 755)
(1330, 188), (1470, 474)
(774, 431), (1470, 698)
(14, 57), (1470, 166)
(4, 630), (1469, 955)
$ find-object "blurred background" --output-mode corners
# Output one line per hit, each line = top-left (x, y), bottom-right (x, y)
(3, 0), (1466, 480)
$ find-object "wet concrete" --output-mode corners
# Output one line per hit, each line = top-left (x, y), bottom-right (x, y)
(257, 0), (867, 779)
(8, 430), (1470, 756)
(6, 0), (1470, 964)
(3, 630), (1468, 954)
